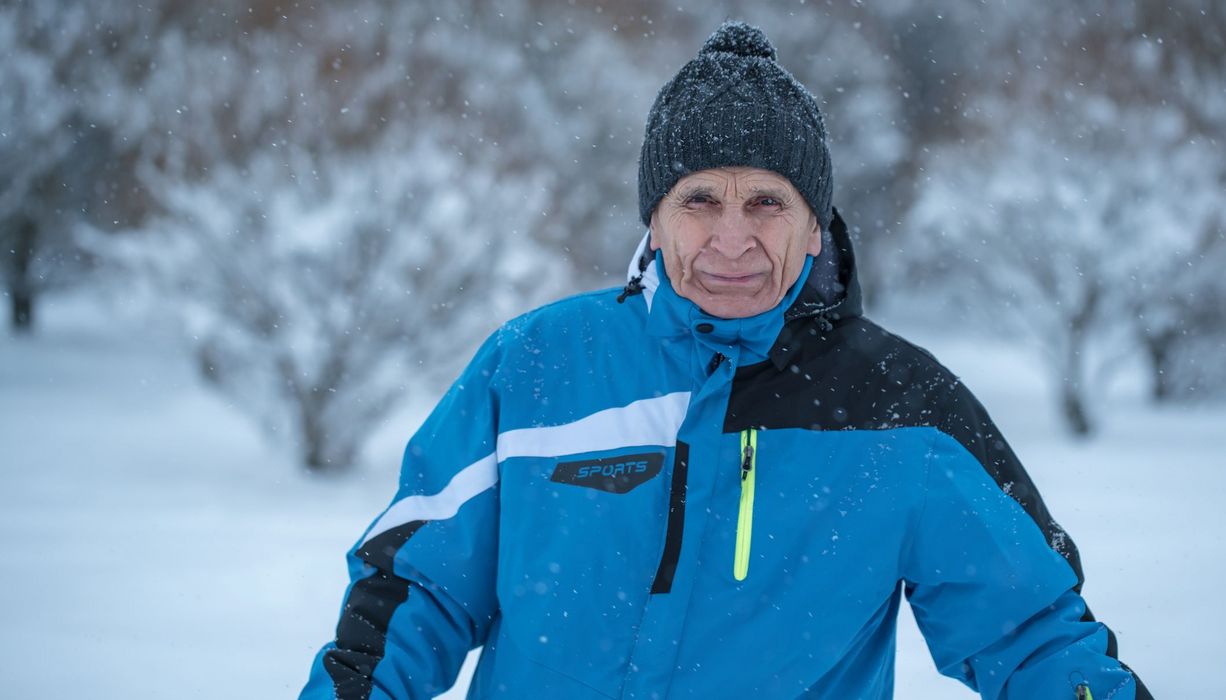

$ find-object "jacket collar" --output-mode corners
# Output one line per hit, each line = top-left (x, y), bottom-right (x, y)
(787, 209), (862, 321)
(644, 254), (814, 366)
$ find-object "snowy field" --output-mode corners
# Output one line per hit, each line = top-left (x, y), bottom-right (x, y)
(1, 292), (1220, 698)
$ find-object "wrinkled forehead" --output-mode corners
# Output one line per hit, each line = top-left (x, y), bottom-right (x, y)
(670, 166), (800, 198)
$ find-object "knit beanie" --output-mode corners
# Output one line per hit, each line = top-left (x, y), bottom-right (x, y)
(638, 21), (833, 231)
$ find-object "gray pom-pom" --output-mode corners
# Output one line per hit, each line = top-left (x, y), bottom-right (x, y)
(700, 21), (776, 61)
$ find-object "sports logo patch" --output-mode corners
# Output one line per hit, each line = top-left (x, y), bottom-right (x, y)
(550, 452), (665, 494)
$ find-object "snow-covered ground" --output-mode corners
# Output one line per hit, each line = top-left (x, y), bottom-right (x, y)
(1, 292), (1219, 698)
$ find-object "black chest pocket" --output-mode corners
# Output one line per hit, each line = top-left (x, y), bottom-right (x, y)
(549, 451), (665, 494)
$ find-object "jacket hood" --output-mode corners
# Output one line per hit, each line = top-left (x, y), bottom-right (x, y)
(785, 207), (863, 324)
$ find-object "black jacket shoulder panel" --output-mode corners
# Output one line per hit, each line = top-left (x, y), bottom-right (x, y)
(726, 316), (960, 434)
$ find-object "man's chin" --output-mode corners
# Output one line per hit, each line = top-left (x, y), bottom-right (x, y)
(693, 293), (777, 320)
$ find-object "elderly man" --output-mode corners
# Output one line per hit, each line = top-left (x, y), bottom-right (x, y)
(302, 22), (1150, 700)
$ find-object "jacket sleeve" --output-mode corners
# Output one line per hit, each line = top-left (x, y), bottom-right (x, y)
(901, 381), (1152, 700)
(301, 331), (505, 700)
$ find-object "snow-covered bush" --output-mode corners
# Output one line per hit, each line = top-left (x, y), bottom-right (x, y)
(115, 135), (560, 471)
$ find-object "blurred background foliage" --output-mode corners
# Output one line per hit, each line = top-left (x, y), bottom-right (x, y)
(2, 0), (1223, 469)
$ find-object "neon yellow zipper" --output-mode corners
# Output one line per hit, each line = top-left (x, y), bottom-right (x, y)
(734, 428), (757, 581)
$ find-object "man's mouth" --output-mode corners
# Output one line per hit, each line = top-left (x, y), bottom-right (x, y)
(697, 270), (766, 288)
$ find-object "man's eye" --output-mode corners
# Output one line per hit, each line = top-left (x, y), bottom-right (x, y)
(756, 197), (781, 207)
(685, 194), (713, 205)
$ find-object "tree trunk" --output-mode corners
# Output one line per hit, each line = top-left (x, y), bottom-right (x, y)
(303, 436), (329, 472)
(1058, 296), (1097, 438)
(11, 290), (33, 332)
(8, 217), (37, 332)
(1144, 333), (1176, 402)
(1059, 382), (1093, 437)
(297, 388), (354, 473)
(300, 396), (332, 473)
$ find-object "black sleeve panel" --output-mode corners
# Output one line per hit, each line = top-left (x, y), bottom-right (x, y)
(323, 521), (426, 699)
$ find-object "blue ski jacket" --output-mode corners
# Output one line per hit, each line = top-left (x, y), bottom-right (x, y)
(303, 212), (1148, 699)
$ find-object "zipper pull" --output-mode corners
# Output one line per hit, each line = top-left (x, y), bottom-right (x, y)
(706, 352), (726, 375)
(741, 441), (754, 481)
(1075, 683), (1093, 700)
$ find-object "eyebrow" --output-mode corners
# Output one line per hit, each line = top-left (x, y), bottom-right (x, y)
(746, 185), (791, 200)
(674, 185), (715, 201)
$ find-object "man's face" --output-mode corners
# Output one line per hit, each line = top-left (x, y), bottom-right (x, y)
(650, 167), (822, 319)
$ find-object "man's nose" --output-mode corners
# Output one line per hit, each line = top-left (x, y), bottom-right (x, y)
(707, 209), (756, 259)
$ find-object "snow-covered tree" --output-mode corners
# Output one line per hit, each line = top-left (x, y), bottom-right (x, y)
(0, 3), (116, 330)
(1108, 3), (1226, 401)
(0, 0), (175, 331)
(908, 93), (1224, 434)
(900, 0), (1226, 426)
(115, 134), (562, 471)
(1122, 131), (1226, 402)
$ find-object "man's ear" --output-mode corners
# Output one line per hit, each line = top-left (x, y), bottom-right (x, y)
(806, 218), (823, 257)
(649, 210), (661, 251)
